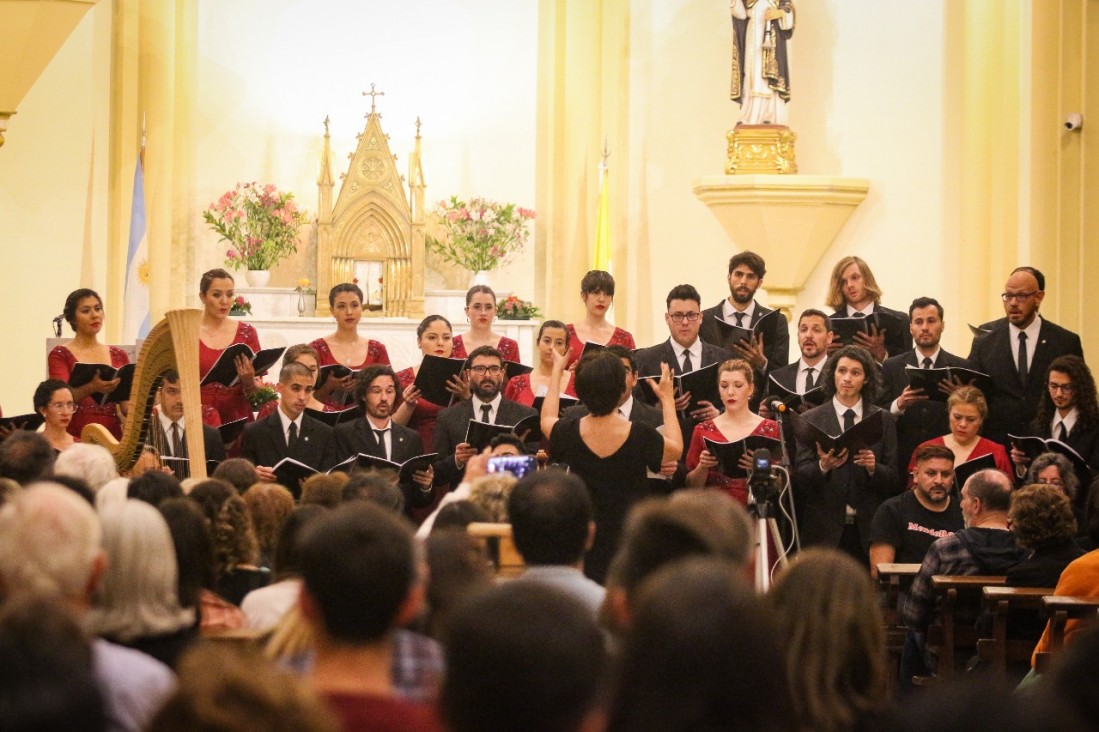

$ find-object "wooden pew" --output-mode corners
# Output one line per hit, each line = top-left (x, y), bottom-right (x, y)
(467, 522), (525, 578)
(1033, 595), (1099, 674)
(924, 575), (1006, 680)
(976, 586), (1055, 681)
(875, 563), (921, 690)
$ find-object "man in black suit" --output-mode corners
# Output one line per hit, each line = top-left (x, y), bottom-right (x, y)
(878, 297), (972, 473)
(763, 308), (833, 411)
(794, 345), (900, 562)
(334, 365), (435, 516)
(634, 284), (733, 435)
(699, 251), (790, 374)
(826, 256), (911, 361)
(968, 266), (1084, 445)
(240, 362), (337, 489)
(154, 370), (227, 478)
(434, 345), (537, 487)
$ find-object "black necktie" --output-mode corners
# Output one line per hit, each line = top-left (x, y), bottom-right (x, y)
(922, 357), (933, 369)
(843, 409), (856, 433)
(804, 367), (815, 391)
(170, 422), (183, 458)
(373, 429), (388, 460)
(1057, 422), (1068, 442)
(287, 422), (298, 449)
(734, 312), (746, 327)
(1018, 332), (1029, 384)
(481, 404), (493, 424)
(681, 350), (693, 373)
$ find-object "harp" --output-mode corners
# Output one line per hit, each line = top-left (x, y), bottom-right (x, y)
(82, 309), (207, 479)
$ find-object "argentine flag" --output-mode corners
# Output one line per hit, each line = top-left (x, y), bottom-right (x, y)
(122, 155), (150, 342)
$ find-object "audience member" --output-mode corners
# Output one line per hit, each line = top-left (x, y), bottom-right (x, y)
(422, 529), (494, 641)
(88, 499), (197, 669)
(605, 557), (793, 732)
(768, 549), (889, 732)
(0, 431), (54, 484)
(54, 442), (119, 491)
(188, 479), (270, 606)
(242, 504), (328, 631)
(242, 482), (295, 568)
(430, 499), (492, 534)
(0, 484), (175, 731)
(127, 470), (184, 507)
(212, 457), (259, 493)
(44, 472), (96, 505)
(95, 476), (131, 513)
(968, 266), (1084, 444)
(342, 471), (406, 514)
(300, 471), (348, 509)
(508, 469), (604, 615)
(1006, 484), (1083, 588)
(443, 582), (606, 732)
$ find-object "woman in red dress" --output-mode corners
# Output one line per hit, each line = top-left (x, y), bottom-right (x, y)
(393, 315), (468, 451)
(565, 270), (635, 368)
(48, 288), (129, 440)
(310, 283), (390, 409)
(255, 344), (332, 420)
(451, 285), (520, 362)
(504, 320), (574, 407)
(35, 379), (78, 454)
(906, 385), (1012, 483)
(685, 358), (781, 506)
(198, 269), (262, 426)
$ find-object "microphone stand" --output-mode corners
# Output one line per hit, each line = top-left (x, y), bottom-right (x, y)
(772, 403), (801, 554)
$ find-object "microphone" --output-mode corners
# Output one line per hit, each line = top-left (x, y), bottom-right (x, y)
(761, 397), (787, 414)
(51, 314), (64, 337)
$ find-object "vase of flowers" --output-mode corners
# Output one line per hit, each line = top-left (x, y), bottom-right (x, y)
(426, 196), (535, 284)
(229, 296), (252, 316)
(203, 181), (309, 278)
(498, 295), (541, 321)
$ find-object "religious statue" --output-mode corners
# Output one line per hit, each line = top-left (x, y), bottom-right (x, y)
(730, 0), (795, 127)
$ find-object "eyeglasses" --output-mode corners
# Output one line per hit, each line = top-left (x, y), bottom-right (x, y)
(668, 312), (701, 323)
(468, 304), (495, 313)
(469, 365), (503, 376)
(1001, 291), (1038, 302)
(1047, 383), (1075, 393)
(49, 401), (76, 412)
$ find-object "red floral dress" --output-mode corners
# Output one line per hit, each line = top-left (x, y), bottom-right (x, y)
(309, 337), (391, 409)
(451, 335), (520, 363)
(200, 321), (261, 426)
(395, 367), (444, 451)
(48, 345), (129, 440)
(564, 324), (636, 368)
(686, 418), (781, 506)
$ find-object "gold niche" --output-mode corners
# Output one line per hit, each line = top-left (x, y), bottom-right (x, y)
(726, 124), (798, 175)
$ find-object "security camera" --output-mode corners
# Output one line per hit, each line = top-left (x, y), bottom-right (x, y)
(1065, 113), (1083, 131)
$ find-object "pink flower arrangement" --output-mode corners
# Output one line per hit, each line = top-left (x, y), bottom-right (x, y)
(204, 181), (309, 271)
(426, 196), (535, 273)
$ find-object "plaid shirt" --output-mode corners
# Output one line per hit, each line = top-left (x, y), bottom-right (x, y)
(901, 531), (984, 630)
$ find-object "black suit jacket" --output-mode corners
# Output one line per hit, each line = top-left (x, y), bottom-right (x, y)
(878, 348), (971, 473)
(793, 402), (900, 551)
(333, 419), (435, 512)
(157, 421), (227, 478)
(239, 411), (337, 474)
(699, 300), (790, 371)
(433, 398), (538, 486)
(633, 338), (735, 444)
(831, 303), (912, 359)
(967, 317), (1084, 444)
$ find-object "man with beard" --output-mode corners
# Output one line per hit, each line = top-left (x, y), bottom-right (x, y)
(878, 298), (974, 472)
(968, 267), (1083, 444)
(869, 444), (964, 577)
(763, 308), (833, 413)
(334, 365), (436, 517)
(700, 251), (789, 373)
(433, 346), (537, 487)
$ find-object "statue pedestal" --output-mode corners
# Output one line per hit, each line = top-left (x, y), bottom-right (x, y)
(726, 125), (798, 175)
(693, 175), (870, 315)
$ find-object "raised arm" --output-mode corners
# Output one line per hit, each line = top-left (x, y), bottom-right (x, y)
(540, 347), (572, 441)
(654, 362), (683, 463)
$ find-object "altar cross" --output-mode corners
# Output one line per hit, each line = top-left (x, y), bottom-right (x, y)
(363, 83), (385, 114)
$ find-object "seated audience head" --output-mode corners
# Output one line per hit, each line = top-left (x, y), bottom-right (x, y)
(574, 350), (627, 416)
(88, 499), (194, 642)
(796, 309), (833, 361)
(300, 472), (348, 509)
(52, 443), (119, 492)
(1026, 451), (1080, 501)
(960, 469), (1013, 527)
(465, 345), (505, 402)
(827, 256), (882, 310)
(127, 470), (183, 507)
(1009, 483), (1077, 551)
(431, 500), (492, 534)
(148, 644), (339, 732)
(94, 477), (130, 513)
(468, 472), (516, 523)
(0, 477), (18, 506)
(188, 479), (258, 579)
(488, 433), (527, 456)
(157, 498), (216, 609)
(269, 504), (327, 582)
(910, 443), (956, 502)
(1039, 355), (1098, 434)
(0, 431), (54, 485)
(664, 284), (703, 348)
(819, 345), (882, 402)
(508, 469), (594, 567)
(1002, 266), (1045, 328)
(297, 502), (420, 646)
(424, 529), (494, 641)
(341, 471), (405, 514)
(442, 582), (606, 732)
(606, 557), (792, 732)
(0, 484), (104, 606)
(276, 362), (316, 420)
(211, 457), (258, 493)
(43, 473), (95, 505)
(767, 548), (887, 732)
(242, 483), (295, 565)
(0, 596), (106, 731)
